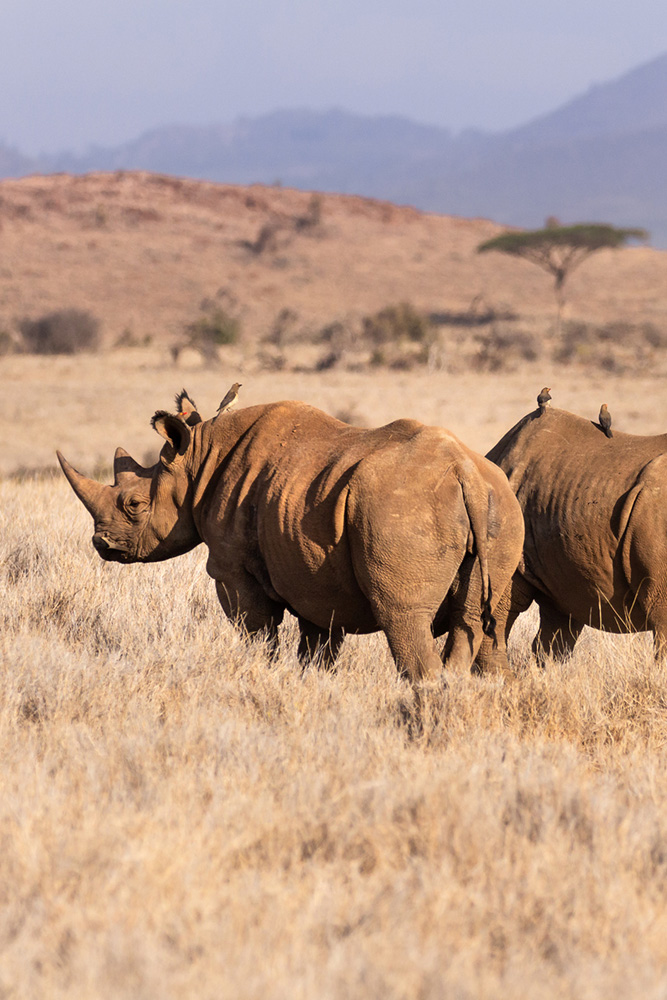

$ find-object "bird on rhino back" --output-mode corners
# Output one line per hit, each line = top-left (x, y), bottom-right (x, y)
(58, 389), (524, 689)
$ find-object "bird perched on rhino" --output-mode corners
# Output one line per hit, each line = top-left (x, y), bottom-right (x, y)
(217, 382), (242, 414)
(537, 387), (552, 411)
(174, 389), (202, 426)
(599, 403), (613, 438)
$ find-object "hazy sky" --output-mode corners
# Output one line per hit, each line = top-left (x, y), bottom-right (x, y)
(3, 0), (667, 154)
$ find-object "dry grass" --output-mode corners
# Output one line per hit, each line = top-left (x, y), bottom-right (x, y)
(3, 477), (667, 998)
(6, 351), (667, 476)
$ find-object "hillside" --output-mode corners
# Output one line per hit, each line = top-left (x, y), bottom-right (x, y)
(2, 170), (667, 477)
(0, 170), (663, 353)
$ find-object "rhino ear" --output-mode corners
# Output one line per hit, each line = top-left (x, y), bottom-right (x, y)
(174, 388), (202, 426)
(151, 410), (191, 457)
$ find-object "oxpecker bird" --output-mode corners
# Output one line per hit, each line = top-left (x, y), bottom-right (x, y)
(537, 387), (552, 411)
(218, 382), (242, 414)
(599, 403), (613, 438)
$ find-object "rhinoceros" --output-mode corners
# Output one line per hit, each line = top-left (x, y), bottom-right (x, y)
(58, 394), (524, 686)
(480, 403), (667, 661)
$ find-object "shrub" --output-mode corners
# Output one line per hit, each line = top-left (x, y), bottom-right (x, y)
(361, 302), (431, 345)
(474, 325), (540, 371)
(114, 328), (152, 348)
(243, 218), (283, 256)
(185, 308), (240, 348)
(294, 193), (323, 231)
(552, 319), (667, 372)
(177, 306), (241, 362)
(19, 309), (101, 355)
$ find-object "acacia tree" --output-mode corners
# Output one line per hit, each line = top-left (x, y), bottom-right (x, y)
(477, 223), (648, 334)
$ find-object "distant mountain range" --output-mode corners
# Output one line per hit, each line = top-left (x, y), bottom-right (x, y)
(3, 53), (667, 244)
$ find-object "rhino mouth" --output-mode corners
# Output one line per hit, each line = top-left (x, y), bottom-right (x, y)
(97, 548), (134, 563)
(92, 534), (134, 563)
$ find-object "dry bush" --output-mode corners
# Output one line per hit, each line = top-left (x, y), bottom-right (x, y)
(18, 308), (101, 355)
(242, 217), (284, 256)
(356, 303), (434, 370)
(174, 303), (241, 363)
(553, 319), (667, 373)
(362, 302), (431, 346)
(293, 193), (324, 232)
(474, 324), (541, 372)
(3, 478), (667, 997)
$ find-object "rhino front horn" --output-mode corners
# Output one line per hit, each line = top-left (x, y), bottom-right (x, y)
(57, 451), (109, 518)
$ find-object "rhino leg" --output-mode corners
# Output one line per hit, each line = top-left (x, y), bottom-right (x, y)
(642, 605), (667, 660)
(379, 609), (444, 685)
(533, 600), (582, 663)
(297, 618), (345, 670)
(474, 573), (534, 676)
(214, 578), (285, 648)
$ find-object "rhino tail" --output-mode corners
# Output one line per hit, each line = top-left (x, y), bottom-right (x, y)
(456, 464), (497, 647)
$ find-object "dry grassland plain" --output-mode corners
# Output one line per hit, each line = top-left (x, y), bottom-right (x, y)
(4, 173), (667, 997)
(4, 479), (667, 999)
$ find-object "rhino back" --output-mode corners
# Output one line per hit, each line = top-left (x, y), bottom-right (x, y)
(488, 407), (667, 618)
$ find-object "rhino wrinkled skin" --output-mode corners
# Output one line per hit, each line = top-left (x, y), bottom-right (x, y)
(482, 404), (667, 660)
(58, 398), (524, 685)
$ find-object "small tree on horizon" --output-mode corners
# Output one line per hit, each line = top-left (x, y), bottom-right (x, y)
(477, 222), (648, 335)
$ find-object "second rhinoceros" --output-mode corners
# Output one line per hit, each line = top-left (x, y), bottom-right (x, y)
(58, 394), (524, 686)
(481, 403), (667, 661)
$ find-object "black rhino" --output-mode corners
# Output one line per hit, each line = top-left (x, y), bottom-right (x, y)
(59, 393), (524, 687)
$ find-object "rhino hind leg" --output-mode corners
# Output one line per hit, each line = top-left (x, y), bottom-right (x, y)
(644, 607), (667, 660)
(297, 618), (345, 671)
(533, 600), (582, 663)
(474, 574), (535, 677)
(379, 609), (444, 685)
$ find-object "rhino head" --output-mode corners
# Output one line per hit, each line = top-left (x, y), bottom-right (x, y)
(58, 411), (201, 563)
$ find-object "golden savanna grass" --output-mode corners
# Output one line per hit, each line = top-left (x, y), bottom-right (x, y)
(4, 477), (667, 998)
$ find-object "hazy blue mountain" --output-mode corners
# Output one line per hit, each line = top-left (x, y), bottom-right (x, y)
(6, 53), (667, 244)
(52, 108), (459, 190)
(505, 52), (667, 145)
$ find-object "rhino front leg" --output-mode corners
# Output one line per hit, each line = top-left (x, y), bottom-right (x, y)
(296, 618), (345, 671)
(214, 577), (285, 648)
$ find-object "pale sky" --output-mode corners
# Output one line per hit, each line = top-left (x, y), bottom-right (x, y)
(2, 0), (667, 154)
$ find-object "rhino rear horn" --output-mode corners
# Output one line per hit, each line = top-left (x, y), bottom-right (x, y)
(57, 451), (110, 518)
(113, 447), (147, 486)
